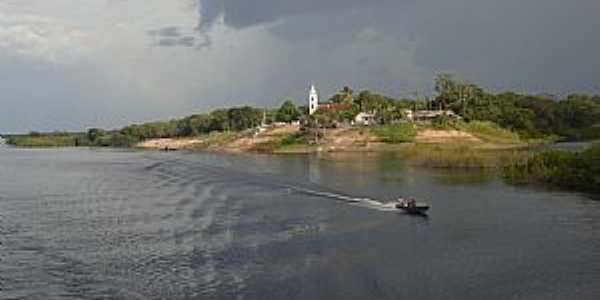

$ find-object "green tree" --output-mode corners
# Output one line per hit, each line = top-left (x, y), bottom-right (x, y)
(330, 86), (355, 104)
(434, 73), (458, 109)
(227, 107), (263, 131)
(209, 109), (231, 131)
(275, 100), (301, 123)
(87, 128), (106, 143)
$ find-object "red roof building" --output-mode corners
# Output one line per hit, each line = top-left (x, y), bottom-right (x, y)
(317, 103), (353, 112)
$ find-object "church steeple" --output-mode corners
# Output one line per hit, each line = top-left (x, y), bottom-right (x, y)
(308, 84), (319, 115)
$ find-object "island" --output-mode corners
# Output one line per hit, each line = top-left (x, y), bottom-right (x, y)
(4, 74), (599, 193)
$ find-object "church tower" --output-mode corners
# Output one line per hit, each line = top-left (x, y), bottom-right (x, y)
(308, 85), (319, 115)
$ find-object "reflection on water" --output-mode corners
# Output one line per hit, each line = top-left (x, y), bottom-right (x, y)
(0, 148), (599, 300)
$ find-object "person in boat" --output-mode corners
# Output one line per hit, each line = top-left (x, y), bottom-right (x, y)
(397, 197), (407, 207)
(408, 198), (416, 208)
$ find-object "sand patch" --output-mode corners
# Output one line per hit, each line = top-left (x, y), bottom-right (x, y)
(415, 129), (482, 144)
(137, 138), (202, 150)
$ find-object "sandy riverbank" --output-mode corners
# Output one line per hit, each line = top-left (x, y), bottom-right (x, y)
(136, 124), (523, 154)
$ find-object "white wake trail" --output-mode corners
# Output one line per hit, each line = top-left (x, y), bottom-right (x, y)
(285, 185), (399, 212)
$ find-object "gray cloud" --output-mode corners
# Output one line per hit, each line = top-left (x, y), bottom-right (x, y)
(158, 38), (178, 46)
(149, 26), (198, 47)
(178, 36), (195, 47)
(198, 0), (389, 30)
(153, 36), (195, 47)
(197, 0), (600, 93)
(154, 26), (181, 37)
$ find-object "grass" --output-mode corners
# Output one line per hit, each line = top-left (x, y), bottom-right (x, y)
(280, 132), (306, 146)
(6, 135), (82, 147)
(459, 121), (521, 144)
(251, 132), (308, 153)
(397, 143), (528, 169)
(372, 123), (417, 143)
(503, 142), (600, 192)
(189, 131), (242, 150)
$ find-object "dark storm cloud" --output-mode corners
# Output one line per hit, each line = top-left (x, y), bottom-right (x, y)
(407, 0), (600, 92)
(197, 0), (600, 93)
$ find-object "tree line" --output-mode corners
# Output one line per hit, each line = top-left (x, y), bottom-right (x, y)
(432, 74), (600, 140)
(7, 74), (600, 147)
(84, 106), (266, 147)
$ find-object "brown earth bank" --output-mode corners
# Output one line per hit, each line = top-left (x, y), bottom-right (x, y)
(224, 124), (300, 153)
(415, 129), (482, 144)
(137, 125), (524, 154)
(136, 124), (301, 152)
(137, 138), (203, 150)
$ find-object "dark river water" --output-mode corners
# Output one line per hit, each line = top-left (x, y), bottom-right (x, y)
(1, 148), (599, 300)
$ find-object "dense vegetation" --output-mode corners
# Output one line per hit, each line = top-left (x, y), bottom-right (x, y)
(398, 144), (527, 169)
(433, 74), (600, 140)
(459, 121), (521, 144)
(6, 132), (87, 147)
(504, 143), (600, 192)
(302, 76), (600, 142)
(7, 107), (266, 148)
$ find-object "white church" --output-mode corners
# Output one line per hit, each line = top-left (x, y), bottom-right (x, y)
(307, 84), (353, 116)
(306, 84), (376, 125)
(308, 85), (319, 115)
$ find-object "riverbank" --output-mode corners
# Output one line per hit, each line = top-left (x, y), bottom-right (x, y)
(7, 122), (536, 154)
(130, 123), (542, 170)
(135, 123), (530, 154)
(5, 126), (596, 193)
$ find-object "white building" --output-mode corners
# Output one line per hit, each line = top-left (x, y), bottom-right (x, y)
(413, 110), (461, 121)
(308, 85), (319, 115)
(354, 112), (376, 126)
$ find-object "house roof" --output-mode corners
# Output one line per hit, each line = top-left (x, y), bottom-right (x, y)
(318, 103), (353, 112)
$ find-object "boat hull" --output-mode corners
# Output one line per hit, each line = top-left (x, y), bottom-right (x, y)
(396, 204), (430, 214)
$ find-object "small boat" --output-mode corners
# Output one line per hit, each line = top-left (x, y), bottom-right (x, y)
(395, 198), (430, 215)
(161, 146), (178, 152)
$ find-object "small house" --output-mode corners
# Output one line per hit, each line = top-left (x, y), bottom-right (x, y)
(354, 112), (376, 126)
(413, 110), (461, 123)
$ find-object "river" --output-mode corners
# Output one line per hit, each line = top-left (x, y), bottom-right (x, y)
(0, 148), (599, 299)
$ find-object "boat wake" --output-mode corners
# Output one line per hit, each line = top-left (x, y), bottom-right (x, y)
(284, 185), (399, 212)
(142, 156), (401, 213)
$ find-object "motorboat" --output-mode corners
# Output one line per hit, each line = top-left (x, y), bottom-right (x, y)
(396, 198), (430, 215)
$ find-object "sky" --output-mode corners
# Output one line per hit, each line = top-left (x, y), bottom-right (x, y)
(1, 0), (599, 133)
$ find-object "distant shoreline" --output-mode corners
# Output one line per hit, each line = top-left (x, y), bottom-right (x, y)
(5, 123), (537, 156)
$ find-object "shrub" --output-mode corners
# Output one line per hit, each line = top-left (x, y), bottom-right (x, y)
(372, 124), (417, 143)
(504, 143), (600, 192)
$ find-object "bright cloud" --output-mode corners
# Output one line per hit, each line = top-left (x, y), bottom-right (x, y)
(0, 12), (91, 63)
